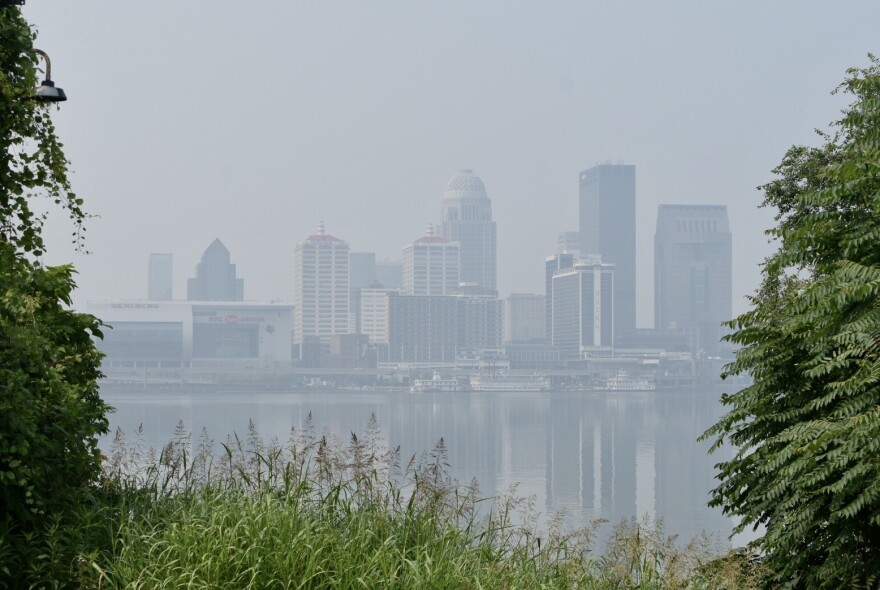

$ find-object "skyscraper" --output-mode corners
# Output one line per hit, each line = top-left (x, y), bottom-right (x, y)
(186, 239), (244, 301)
(545, 252), (575, 341)
(349, 252), (377, 289)
(387, 294), (459, 363)
(375, 259), (403, 290)
(506, 293), (545, 342)
(579, 164), (636, 339)
(359, 287), (395, 345)
(556, 231), (581, 256)
(439, 169), (497, 293)
(654, 205), (732, 354)
(402, 224), (460, 296)
(551, 257), (615, 355)
(148, 253), (173, 301)
(456, 295), (505, 355)
(294, 222), (350, 352)
(348, 252), (377, 334)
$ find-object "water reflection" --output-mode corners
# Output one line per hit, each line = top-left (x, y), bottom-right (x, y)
(101, 388), (735, 542)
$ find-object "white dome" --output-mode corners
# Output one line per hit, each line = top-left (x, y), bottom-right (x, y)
(444, 169), (487, 197)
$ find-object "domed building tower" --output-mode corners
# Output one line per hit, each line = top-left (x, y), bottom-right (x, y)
(439, 170), (497, 293)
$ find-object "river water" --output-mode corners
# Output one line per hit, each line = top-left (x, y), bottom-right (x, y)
(101, 387), (743, 545)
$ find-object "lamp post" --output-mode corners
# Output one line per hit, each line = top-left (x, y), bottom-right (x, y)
(33, 48), (66, 102)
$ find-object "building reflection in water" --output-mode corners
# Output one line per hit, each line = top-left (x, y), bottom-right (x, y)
(103, 388), (735, 542)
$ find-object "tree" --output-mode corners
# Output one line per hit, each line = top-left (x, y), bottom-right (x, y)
(0, 6), (108, 586)
(703, 56), (880, 588)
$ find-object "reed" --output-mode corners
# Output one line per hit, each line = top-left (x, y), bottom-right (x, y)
(13, 414), (768, 589)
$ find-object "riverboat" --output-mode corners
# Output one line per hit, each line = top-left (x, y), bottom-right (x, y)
(469, 372), (551, 392)
(604, 371), (656, 391)
(410, 372), (464, 392)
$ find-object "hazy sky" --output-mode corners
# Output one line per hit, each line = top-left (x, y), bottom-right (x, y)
(28, 1), (879, 327)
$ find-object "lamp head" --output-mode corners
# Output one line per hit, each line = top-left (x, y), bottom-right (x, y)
(35, 79), (66, 102)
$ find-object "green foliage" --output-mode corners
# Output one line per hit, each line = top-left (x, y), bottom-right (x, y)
(0, 6), (108, 589)
(703, 55), (880, 589)
(0, 248), (108, 518)
(82, 421), (763, 589)
(0, 246), (110, 588)
(0, 7), (88, 257)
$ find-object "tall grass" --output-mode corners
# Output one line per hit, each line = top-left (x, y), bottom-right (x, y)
(11, 414), (769, 589)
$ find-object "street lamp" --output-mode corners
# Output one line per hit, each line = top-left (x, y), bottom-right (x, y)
(33, 48), (66, 102)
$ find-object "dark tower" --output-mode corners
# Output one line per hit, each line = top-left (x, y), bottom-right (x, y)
(579, 164), (636, 340)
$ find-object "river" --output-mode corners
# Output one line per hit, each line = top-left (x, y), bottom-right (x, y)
(101, 386), (744, 546)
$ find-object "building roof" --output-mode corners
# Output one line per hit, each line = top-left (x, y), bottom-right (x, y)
(202, 238), (230, 259)
(305, 221), (346, 244)
(444, 169), (487, 197)
(413, 223), (455, 245)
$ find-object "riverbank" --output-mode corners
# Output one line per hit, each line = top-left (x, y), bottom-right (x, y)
(2, 424), (766, 589)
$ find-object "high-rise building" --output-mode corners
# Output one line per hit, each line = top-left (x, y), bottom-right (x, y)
(294, 222), (350, 353)
(186, 239), (244, 301)
(402, 224), (460, 296)
(439, 170), (497, 293)
(545, 253), (575, 341)
(385, 292), (503, 363)
(506, 293), (545, 342)
(349, 252), (377, 289)
(579, 164), (636, 339)
(348, 252), (377, 334)
(551, 257), (615, 356)
(387, 294), (459, 363)
(556, 231), (581, 256)
(375, 259), (403, 289)
(456, 295), (504, 355)
(148, 253), (173, 301)
(359, 287), (396, 345)
(654, 205), (732, 354)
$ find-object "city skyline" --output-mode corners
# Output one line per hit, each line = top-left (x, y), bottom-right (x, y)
(32, 2), (880, 327)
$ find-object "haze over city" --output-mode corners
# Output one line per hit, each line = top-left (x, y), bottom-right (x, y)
(26, 1), (880, 327)
(7, 2), (880, 585)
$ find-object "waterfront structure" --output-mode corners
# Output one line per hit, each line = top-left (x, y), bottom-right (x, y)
(186, 239), (244, 301)
(402, 224), (460, 296)
(506, 293), (546, 342)
(294, 222), (350, 354)
(556, 231), (580, 255)
(148, 253), (173, 301)
(579, 164), (636, 339)
(505, 340), (564, 370)
(411, 371), (465, 392)
(654, 204), (732, 354)
(545, 252), (575, 341)
(439, 170), (497, 293)
(551, 257), (615, 356)
(88, 300), (292, 366)
(469, 372), (551, 392)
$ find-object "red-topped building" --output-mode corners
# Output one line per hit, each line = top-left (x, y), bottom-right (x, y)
(402, 224), (460, 296)
(294, 222), (350, 356)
